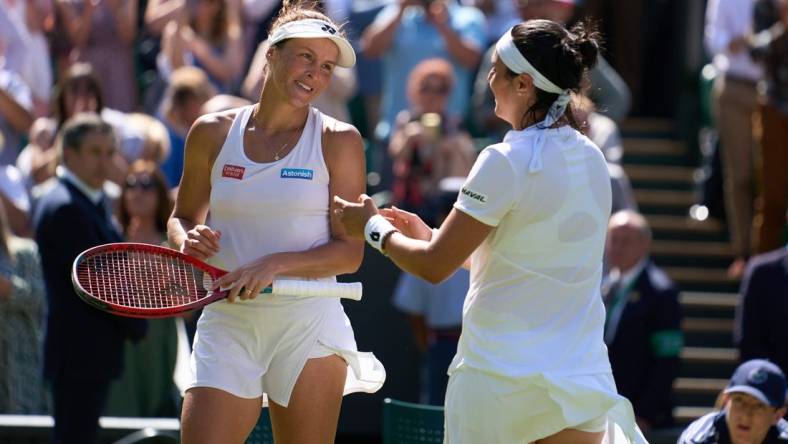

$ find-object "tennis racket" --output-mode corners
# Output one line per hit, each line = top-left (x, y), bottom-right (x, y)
(72, 242), (363, 318)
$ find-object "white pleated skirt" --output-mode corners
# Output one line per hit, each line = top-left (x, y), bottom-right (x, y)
(444, 367), (648, 443)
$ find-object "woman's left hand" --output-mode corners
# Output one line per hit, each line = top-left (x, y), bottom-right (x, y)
(212, 255), (280, 303)
(333, 194), (379, 239)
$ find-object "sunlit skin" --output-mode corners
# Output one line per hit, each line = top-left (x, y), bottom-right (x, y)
(264, 38), (338, 110)
(62, 131), (116, 190)
(724, 393), (787, 444)
(487, 52), (539, 130)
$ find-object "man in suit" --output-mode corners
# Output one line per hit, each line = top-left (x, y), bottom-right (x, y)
(735, 245), (788, 376)
(603, 210), (684, 431)
(33, 113), (147, 444)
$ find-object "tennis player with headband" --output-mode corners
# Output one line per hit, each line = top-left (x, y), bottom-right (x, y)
(336, 20), (647, 444)
(167, 2), (385, 442)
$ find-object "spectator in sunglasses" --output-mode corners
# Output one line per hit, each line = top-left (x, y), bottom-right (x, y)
(388, 58), (476, 224)
(106, 159), (179, 418)
(117, 160), (173, 245)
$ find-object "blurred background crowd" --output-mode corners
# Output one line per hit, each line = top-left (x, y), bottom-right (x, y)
(0, 0), (786, 442)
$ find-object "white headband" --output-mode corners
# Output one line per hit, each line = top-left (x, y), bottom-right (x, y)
(495, 28), (566, 95)
(269, 19), (356, 68)
(495, 27), (572, 174)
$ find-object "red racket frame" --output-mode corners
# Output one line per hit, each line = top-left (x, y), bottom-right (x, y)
(72, 242), (229, 318)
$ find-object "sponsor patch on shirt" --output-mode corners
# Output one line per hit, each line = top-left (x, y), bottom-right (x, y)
(280, 168), (314, 180)
(222, 164), (245, 180)
(461, 186), (487, 203)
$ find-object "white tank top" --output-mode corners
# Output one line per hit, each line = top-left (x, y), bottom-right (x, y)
(208, 105), (333, 276)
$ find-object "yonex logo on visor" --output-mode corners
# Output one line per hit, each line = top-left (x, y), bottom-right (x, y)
(269, 19), (356, 67)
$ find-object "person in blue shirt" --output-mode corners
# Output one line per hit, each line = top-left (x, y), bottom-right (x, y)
(361, 0), (487, 143)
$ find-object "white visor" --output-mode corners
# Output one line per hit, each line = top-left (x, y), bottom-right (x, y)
(268, 19), (356, 68)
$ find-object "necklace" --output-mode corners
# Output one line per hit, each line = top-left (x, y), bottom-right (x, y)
(248, 105), (304, 161)
(270, 124), (304, 161)
(272, 141), (289, 161)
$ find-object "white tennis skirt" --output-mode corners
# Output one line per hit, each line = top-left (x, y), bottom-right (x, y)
(444, 367), (648, 443)
(186, 293), (385, 407)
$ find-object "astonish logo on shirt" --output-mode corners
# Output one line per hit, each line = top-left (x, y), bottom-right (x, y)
(461, 187), (487, 203)
(280, 168), (314, 180)
(222, 164), (245, 180)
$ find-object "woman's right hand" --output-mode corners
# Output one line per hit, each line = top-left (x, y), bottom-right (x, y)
(181, 225), (221, 261)
(379, 206), (433, 241)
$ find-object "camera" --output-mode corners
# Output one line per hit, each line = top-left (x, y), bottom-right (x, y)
(419, 113), (443, 144)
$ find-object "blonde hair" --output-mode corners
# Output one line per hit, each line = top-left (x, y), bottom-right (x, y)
(268, 0), (347, 41)
(127, 113), (171, 163)
(160, 66), (217, 115)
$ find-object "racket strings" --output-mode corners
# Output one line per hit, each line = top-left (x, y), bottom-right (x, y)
(76, 250), (211, 309)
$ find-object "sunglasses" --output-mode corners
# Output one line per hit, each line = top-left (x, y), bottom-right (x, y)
(125, 175), (157, 191)
(420, 83), (450, 95)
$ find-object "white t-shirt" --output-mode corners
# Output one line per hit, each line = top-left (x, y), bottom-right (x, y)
(451, 124), (613, 379)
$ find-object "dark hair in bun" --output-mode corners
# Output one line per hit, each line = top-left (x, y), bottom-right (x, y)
(507, 19), (601, 130)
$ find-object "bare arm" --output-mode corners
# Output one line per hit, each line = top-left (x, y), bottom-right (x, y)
(429, 2), (481, 69)
(337, 196), (491, 283)
(361, 4), (407, 58)
(383, 206), (475, 270)
(106, 0), (138, 44)
(384, 208), (489, 283)
(145, 0), (186, 36)
(56, 0), (96, 47)
(0, 88), (33, 134)
(160, 20), (189, 72)
(188, 21), (245, 83)
(167, 114), (228, 258)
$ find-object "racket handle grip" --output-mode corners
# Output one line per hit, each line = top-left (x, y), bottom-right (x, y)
(272, 280), (363, 301)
